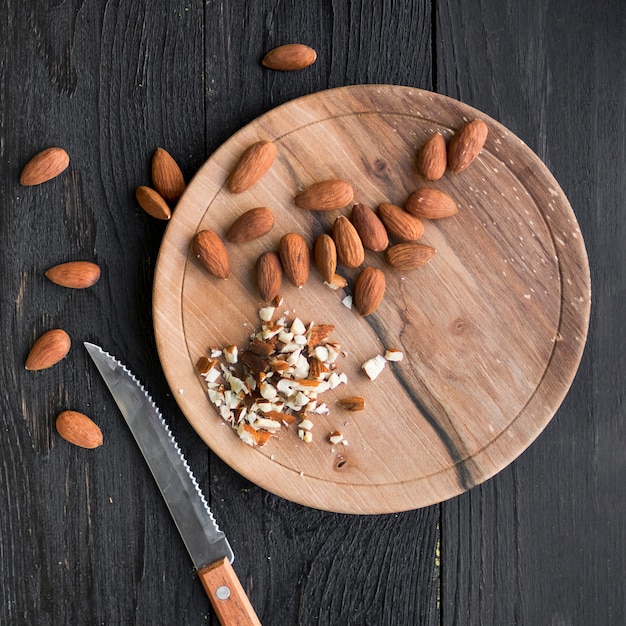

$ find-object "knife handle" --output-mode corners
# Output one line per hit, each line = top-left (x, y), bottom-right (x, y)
(198, 557), (262, 626)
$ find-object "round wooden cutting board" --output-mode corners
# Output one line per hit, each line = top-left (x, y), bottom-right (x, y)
(153, 85), (590, 514)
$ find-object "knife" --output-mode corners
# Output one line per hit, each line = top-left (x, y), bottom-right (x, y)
(84, 342), (262, 626)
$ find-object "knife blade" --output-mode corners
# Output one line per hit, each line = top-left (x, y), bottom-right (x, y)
(84, 342), (261, 626)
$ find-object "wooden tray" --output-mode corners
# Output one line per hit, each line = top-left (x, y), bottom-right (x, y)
(153, 85), (590, 514)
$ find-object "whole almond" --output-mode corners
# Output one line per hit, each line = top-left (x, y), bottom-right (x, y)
(56, 410), (103, 449)
(45, 261), (101, 289)
(354, 267), (386, 316)
(152, 147), (185, 203)
(278, 233), (310, 287)
(20, 147), (70, 186)
(350, 203), (389, 252)
(136, 186), (171, 220)
(417, 132), (447, 180)
(192, 230), (230, 279)
(332, 216), (364, 268)
(405, 188), (458, 220)
(294, 179), (354, 211)
(377, 203), (424, 241)
(229, 140), (277, 193)
(314, 233), (337, 283)
(257, 251), (283, 301)
(447, 119), (489, 173)
(262, 43), (317, 71)
(226, 207), (275, 243)
(25, 328), (71, 371)
(386, 243), (437, 270)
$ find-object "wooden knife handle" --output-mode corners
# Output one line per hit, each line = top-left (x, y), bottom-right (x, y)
(198, 557), (262, 626)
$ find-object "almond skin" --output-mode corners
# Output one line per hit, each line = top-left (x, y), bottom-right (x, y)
(332, 216), (364, 268)
(417, 132), (447, 180)
(386, 243), (437, 270)
(405, 188), (458, 219)
(278, 233), (310, 287)
(135, 186), (172, 220)
(228, 140), (277, 193)
(25, 328), (71, 371)
(192, 230), (230, 279)
(56, 410), (103, 449)
(447, 119), (489, 173)
(257, 251), (283, 301)
(294, 179), (354, 211)
(354, 267), (386, 316)
(45, 261), (101, 289)
(313, 233), (337, 283)
(350, 203), (389, 252)
(262, 43), (317, 71)
(20, 147), (70, 186)
(377, 203), (424, 241)
(152, 147), (185, 203)
(226, 207), (275, 243)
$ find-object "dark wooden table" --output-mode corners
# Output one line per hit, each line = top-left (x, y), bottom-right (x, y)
(2, 1), (623, 624)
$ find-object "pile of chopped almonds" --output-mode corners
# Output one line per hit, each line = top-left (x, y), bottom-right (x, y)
(196, 299), (348, 446)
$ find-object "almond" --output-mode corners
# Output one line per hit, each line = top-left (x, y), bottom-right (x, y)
(386, 243), (437, 270)
(228, 140), (277, 193)
(56, 410), (103, 449)
(417, 132), (447, 180)
(135, 186), (171, 220)
(151, 147), (185, 203)
(350, 203), (389, 252)
(45, 261), (101, 289)
(262, 43), (317, 71)
(405, 188), (458, 219)
(377, 203), (424, 241)
(294, 179), (354, 211)
(25, 328), (71, 370)
(257, 251), (283, 301)
(313, 234), (337, 283)
(226, 207), (275, 243)
(278, 233), (310, 287)
(20, 147), (70, 186)
(337, 396), (365, 411)
(191, 230), (230, 279)
(447, 119), (489, 173)
(332, 216), (364, 268)
(353, 266), (385, 316)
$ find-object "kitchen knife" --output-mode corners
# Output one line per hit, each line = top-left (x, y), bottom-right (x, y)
(84, 342), (261, 626)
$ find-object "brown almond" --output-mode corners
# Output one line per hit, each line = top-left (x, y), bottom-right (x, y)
(405, 188), (458, 219)
(226, 207), (275, 243)
(278, 233), (310, 287)
(351, 203), (389, 252)
(386, 243), (437, 270)
(417, 132), (447, 180)
(135, 186), (172, 220)
(294, 179), (354, 211)
(257, 251), (283, 301)
(56, 410), (103, 449)
(25, 328), (71, 371)
(377, 203), (424, 241)
(332, 216), (364, 268)
(313, 234), (337, 283)
(337, 396), (365, 411)
(152, 147), (185, 203)
(447, 119), (489, 173)
(262, 43), (317, 71)
(228, 140), (277, 193)
(45, 261), (101, 289)
(354, 266), (386, 316)
(191, 230), (230, 279)
(20, 147), (70, 186)
(325, 273), (348, 290)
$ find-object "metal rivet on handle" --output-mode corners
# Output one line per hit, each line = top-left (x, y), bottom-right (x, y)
(216, 585), (231, 600)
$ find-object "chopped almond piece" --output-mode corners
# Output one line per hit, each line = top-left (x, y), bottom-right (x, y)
(337, 397), (365, 411)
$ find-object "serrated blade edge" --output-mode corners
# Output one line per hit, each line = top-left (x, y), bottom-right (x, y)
(84, 342), (234, 569)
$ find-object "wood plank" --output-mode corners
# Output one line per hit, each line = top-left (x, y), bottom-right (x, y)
(438, 0), (626, 623)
